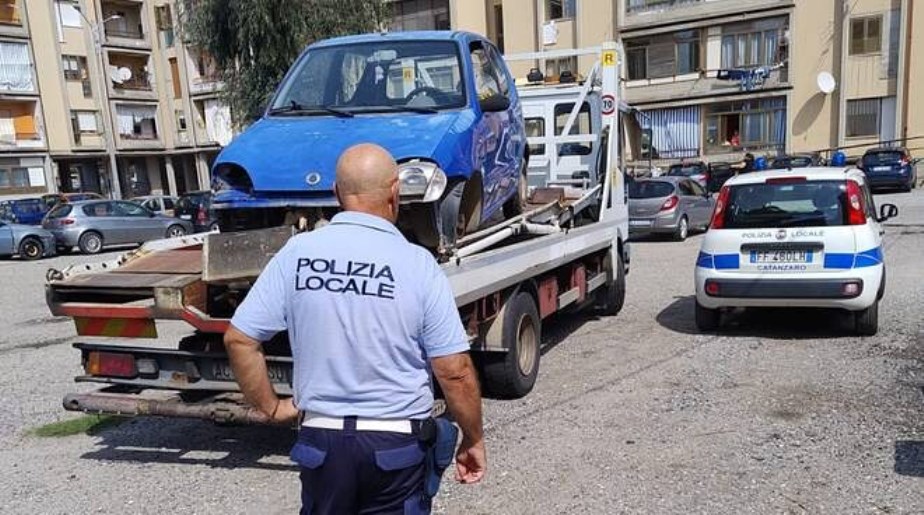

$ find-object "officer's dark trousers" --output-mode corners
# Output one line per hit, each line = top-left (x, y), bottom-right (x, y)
(291, 420), (430, 515)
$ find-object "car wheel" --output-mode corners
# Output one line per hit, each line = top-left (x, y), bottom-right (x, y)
(18, 237), (43, 261)
(166, 224), (187, 239)
(476, 291), (541, 399)
(502, 159), (528, 219)
(695, 301), (720, 332)
(674, 216), (689, 241)
(78, 231), (103, 255)
(855, 300), (879, 336)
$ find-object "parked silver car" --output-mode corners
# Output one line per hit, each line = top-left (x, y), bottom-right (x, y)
(628, 177), (715, 241)
(0, 219), (56, 260)
(42, 200), (194, 255)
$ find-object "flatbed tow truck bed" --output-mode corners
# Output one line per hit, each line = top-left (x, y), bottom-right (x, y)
(48, 42), (632, 425)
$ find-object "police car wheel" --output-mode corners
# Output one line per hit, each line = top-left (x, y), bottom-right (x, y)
(694, 301), (720, 332)
(854, 300), (879, 336)
(478, 291), (541, 399)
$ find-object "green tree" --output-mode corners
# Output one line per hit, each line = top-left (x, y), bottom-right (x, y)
(182, 0), (388, 127)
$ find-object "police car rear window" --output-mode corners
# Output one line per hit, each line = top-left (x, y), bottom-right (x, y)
(724, 180), (847, 228)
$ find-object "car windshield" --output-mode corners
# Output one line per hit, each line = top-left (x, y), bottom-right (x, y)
(724, 180), (848, 228)
(863, 151), (904, 166)
(668, 164), (704, 177)
(628, 181), (675, 199)
(271, 40), (466, 114)
(46, 205), (73, 219)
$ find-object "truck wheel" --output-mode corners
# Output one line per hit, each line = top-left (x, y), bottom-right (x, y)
(596, 249), (626, 316)
(694, 300), (720, 332)
(478, 291), (541, 399)
(855, 300), (879, 336)
(503, 160), (528, 218)
(78, 231), (103, 255)
(18, 237), (44, 261)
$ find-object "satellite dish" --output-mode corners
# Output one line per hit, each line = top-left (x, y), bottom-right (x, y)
(118, 67), (133, 82)
(817, 72), (836, 94)
(109, 66), (123, 84)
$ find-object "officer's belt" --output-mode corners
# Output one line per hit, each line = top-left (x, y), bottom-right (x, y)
(301, 412), (421, 435)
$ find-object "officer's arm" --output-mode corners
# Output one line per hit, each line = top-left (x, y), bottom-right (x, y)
(225, 326), (284, 420)
(431, 352), (483, 443)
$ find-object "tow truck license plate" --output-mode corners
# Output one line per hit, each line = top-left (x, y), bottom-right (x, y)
(211, 361), (291, 384)
(750, 250), (812, 264)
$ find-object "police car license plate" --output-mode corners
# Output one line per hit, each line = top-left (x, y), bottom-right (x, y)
(750, 250), (812, 264)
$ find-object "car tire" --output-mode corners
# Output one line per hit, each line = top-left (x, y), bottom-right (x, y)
(502, 159), (528, 219)
(596, 248), (626, 316)
(674, 216), (689, 241)
(695, 300), (720, 332)
(78, 231), (103, 255)
(477, 291), (541, 399)
(855, 300), (879, 336)
(18, 237), (43, 261)
(166, 224), (187, 239)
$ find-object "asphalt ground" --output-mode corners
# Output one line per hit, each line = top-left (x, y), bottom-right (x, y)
(0, 189), (921, 514)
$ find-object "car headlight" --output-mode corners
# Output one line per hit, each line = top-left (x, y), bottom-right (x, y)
(398, 161), (447, 203)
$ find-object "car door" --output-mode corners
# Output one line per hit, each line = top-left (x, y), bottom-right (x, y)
(687, 179), (713, 228)
(83, 201), (124, 244)
(114, 201), (163, 242)
(0, 222), (13, 256)
(470, 41), (514, 219)
(677, 180), (699, 224)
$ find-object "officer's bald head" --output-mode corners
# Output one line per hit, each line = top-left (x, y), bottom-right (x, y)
(334, 144), (400, 223)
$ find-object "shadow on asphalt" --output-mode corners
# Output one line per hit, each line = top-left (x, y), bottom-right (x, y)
(80, 418), (297, 470)
(895, 440), (924, 477)
(540, 311), (596, 356)
(656, 295), (854, 339)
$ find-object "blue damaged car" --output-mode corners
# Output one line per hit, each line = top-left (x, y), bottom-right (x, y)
(210, 31), (527, 252)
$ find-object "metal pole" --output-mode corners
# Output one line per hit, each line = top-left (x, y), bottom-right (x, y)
(78, 6), (122, 199)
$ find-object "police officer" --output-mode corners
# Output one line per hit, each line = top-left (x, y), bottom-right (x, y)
(224, 143), (486, 514)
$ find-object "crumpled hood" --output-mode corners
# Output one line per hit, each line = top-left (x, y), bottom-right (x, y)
(215, 111), (472, 193)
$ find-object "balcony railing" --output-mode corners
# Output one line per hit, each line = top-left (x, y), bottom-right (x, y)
(105, 27), (144, 40)
(112, 72), (152, 91)
(627, 0), (701, 14)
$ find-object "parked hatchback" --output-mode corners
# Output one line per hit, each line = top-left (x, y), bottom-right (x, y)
(629, 177), (715, 241)
(695, 167), (898, 335)
(0, 219), (56, 260)
(0, 198), (47, 225)
(175, 191), (218, 232)
(43, 200), (193, 255)
(859, 147), (917, 192)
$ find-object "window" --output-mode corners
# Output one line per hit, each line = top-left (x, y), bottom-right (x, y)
(169, 57), (182, 98)
(625, 30), (700, 80)
(487, 45), (509, 97)
(471, 45), (501, 99)
(547, 0), (575, 20)
(688, 180), (706, 197)
(73, 111), (98, 133)
(846, 98), (880, 138)
(116, 104), (158, 140)
(0, 41), (34, 92)
(175, 109), (187, 131)
(0, 0), (21, 25)
(678, 181), (696, 196)
(705, 98), (786, 154)
(83, 202), (113, 217)
(722, 181), (851, 229)
(55, 0), (81, 28)
(388, 0), (450, 31)
(721, 19), (785, 69)
(163, 198), (174, 210)
(554, 102), (592, 155)
(525, 117), (546, 156)
(850, 16), (881, 55)
(114, 201), (148, 217)
(62, 55), (87, 80)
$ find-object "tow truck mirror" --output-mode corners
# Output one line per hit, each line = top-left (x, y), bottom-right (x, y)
(479, 94), (510, 113)
(879, 203), (899, 222)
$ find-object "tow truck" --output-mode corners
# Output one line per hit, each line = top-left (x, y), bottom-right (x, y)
(48, 42), (633, 425)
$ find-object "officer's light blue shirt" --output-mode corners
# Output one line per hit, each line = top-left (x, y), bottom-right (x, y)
(230, 211), (470, 420)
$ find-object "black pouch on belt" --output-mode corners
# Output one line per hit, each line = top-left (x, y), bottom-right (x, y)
(419, 417), (459, 498)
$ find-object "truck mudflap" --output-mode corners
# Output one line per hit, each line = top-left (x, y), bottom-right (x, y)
(63, 389), (283, 426)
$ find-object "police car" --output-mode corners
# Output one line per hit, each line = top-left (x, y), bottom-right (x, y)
(694, 167), (899, 336)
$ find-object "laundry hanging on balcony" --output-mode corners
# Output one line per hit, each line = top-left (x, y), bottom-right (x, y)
(204, 99), (232, 146)
(116, 105), (157, 138)
(0, 42), (34, 92)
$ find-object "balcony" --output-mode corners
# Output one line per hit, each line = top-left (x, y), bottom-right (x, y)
(626, 0), (701, 15)
(186, 49), (223, 96)
(193, 98), (232, 147)
(624, 65), (789, 106)
(622, 0), (793, 31)
(114, 103), (162, 149)
(102, 0), (148, 49)
(0, 100), (45, 151)
(107, 51), (155, 99)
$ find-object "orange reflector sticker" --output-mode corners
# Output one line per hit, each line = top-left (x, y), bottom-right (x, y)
(74, 317), (157, 338)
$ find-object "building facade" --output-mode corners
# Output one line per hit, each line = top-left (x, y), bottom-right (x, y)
(403, 0), (921, 164)
(0, 0), (228, 201)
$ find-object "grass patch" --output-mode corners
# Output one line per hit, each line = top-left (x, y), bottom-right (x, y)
(31, 415), (125, 438)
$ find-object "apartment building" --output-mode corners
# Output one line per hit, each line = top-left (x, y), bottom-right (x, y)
(0, 0), (228, 201)
(399, 0), (921, 163)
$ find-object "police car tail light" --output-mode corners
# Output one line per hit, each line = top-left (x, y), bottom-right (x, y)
(660, 195), (679, 212)
(709, 186), (730, 229)
(705, 281), (720, 296)
(845, 180), (866, 226)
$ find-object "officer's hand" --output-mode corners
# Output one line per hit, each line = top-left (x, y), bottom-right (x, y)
(265, 398), (299, 425)
(455, 437), (486, 484)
